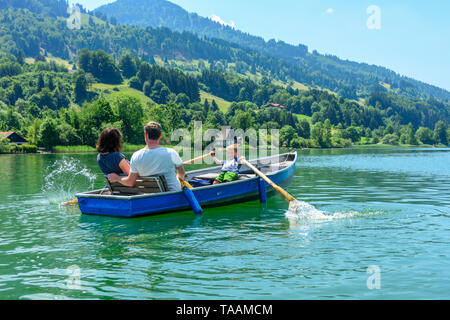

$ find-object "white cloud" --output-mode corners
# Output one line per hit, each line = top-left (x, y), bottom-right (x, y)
(210, 14), (236, 29)
(326, 8), (334, 14)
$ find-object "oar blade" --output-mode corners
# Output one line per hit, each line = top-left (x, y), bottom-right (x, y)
(61, 199), (78, 206)
(288, 200), (299, 213)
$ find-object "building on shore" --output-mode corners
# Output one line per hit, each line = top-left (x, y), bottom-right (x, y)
(0, 132), (28, 145)
(265, 103), (286, 110)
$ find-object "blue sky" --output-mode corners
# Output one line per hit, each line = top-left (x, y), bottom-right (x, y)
(73, 0), (450, 91)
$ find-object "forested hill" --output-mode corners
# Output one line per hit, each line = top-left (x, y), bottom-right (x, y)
(0, 0), (448, 103)
(0, 4), (449, 151)
(94, 0), (309, 61)
(94, 0), (450, 102)
(0, 0), (67, 17)
(0, 7), (369, 100)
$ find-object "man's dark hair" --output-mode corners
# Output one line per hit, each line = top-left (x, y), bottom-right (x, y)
(96, 128), (123, 153)
(145, 121), (162, 140)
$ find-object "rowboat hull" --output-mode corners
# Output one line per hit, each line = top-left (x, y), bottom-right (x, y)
(76, 152), (297, 218)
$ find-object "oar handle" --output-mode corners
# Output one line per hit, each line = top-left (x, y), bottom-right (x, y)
(240, 158), (296, 203)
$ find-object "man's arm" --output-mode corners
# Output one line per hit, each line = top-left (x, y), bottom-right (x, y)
(108, 172), (139, 187)
(176, 165), (185, 181)
(119, 159), (131, 175)
(170, 148), (186, 181)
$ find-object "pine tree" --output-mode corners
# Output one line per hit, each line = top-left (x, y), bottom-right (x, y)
(211, 99), (219, 112)
(48, 76), (55, 91)
(37, 74), (45, 91)
(39, 118), (59, 150)
(74, 73), (88, 103)
(434, 121), (448, 145)
(16, 50), (24, 65)
(203, 99), (210, 117)
(119, 53), (137, 78)
(406, 123), (418, 145)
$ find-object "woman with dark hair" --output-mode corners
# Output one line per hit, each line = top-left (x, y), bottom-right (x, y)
(96, 128), (130, 176)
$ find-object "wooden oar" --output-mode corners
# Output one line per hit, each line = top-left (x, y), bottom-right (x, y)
(183, 150), (214, 165)
(61, 198), (78, 206)
(240, 157), (298, 211)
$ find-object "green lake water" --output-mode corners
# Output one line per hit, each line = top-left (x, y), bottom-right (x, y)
(0, 148), (449, 299)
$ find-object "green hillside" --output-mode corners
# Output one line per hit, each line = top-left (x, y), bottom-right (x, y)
(92, 83), (154, 106)
(95, 0), (450, 102)
(200, 91), (231, 113)
(0, 2), (449, 153)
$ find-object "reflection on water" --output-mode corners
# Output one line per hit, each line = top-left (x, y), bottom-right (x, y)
(0, 148), (449, 299)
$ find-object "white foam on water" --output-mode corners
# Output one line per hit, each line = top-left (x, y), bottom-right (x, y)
(286, 201), (333, 221)
(285, 200), (385, 224)
(42, 157), (97, 205)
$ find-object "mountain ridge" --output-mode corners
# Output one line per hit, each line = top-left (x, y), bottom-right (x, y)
(94, 0), (450, 101)
(0, 0), (448, 103)
(95, 0), (309, 61)
(0, 2), (449, 150)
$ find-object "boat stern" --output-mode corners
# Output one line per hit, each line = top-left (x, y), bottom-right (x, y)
(76, 190), (134, 218)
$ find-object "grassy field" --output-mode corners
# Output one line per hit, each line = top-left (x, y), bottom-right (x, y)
(53, 145), (96, 153)
(92, 83), (154, 106)
(49, 142), (447, 154)
(295, 114), (312, 122)
(52, 144), (182, 154)
(159, 57), (209, 75)
(290, 81), (310, 91)
(80, 13), (105, 26)
(53, 144), (144, 154)
(53, 144), (145, 154)
(354, 143), (442, 149)
(25, 55), (73, 71)
(122, 144), (146, 152)
(200, 90), (232, 113)
(380, 82), (392, 91)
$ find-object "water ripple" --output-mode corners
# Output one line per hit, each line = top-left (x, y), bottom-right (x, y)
(0, 149), (449, 299)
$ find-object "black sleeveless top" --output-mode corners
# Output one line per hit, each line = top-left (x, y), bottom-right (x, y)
(97, 152), (126, 175)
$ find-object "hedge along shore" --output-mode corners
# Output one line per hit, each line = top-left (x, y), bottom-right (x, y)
(0, 144), (38, 153)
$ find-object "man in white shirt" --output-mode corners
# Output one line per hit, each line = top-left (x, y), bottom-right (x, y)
(107, 121), (185, 192)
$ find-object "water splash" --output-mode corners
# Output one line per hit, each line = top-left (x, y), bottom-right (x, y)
(42, 157), (97, 205)
(286, 201), (333, 221)
(285, 200), (385, 223)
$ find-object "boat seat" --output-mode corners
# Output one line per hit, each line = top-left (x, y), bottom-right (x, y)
(105, 175), (168, 195)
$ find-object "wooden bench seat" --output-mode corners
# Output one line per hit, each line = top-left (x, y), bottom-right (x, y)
(105, 175), (168, 195)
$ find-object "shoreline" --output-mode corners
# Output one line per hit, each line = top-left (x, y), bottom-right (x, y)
(1, 144), (447, 155)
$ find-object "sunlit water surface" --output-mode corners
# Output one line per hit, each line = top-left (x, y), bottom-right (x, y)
(0, 148), (449, 299)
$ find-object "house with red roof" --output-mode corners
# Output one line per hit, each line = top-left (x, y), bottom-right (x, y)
(265, 103), (286, 110)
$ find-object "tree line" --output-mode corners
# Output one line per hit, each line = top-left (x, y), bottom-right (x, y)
(1, 6), (449, 106)
(0, 49), (449, 151)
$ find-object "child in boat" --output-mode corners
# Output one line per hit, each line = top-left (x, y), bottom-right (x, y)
(211, 144), (242, 185)
(96, 128), (130, 176)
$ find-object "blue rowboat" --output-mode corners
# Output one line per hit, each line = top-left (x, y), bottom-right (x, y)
(76, 152), (297, 218)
